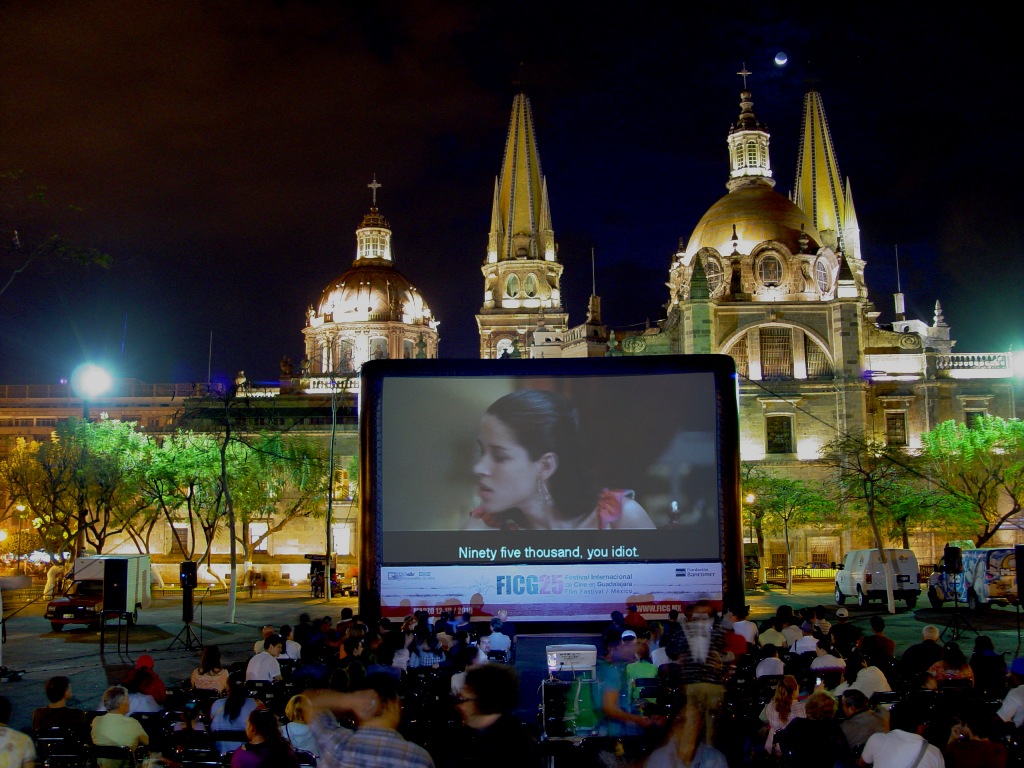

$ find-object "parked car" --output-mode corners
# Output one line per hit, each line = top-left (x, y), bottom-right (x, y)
(834, 548), (920, 608)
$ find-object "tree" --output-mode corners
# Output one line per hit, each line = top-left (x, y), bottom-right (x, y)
(0, 169), (110, 299)
(229, 432), (329, 576)
(740, 463), (767, 566)
(744, 467), (834, 594)
(72, 419), (152, 555)
(0, 434), (80, 561)
(820, 433), (912, 613)
(920, 417), (1024, 547)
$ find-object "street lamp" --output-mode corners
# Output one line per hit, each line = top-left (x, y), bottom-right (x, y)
(70, 364), (111, 557)
(71, 363), (112, 421)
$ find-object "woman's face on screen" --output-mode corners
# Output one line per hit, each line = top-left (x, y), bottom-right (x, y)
(473, 413), (542, 513)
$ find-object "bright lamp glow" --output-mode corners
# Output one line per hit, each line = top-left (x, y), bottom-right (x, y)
(71, 364), (113, 400)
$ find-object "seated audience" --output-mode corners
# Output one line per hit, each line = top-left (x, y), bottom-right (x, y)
(33, 675), (86, 732)
(997, 657), (1024, 727)
(828, 607), (861, 657)
(761, 675), (805, 756)
(861, 704), (943, 767)
(122, 654), (167, 704)
(834, 653), (891, 699)
(246, 634), (284, 682)
(755, 644), (785, 679)
(773, 691), (850, 767)
(858, 615), (896, 665)
(839, 689), (886, 752)
(253, 625), (275, 654)
(969, 634), (1006, 698)
(308, 674), (434, 767)
(759, 618), (788, 650)
(0, 696), (36, 768)
(900, 625), (944, 683)
(232, 708), (299, 768)
(928, 641), (974, 686)
(211, 675), (259, 754)
(729, 605), (758, 647)
(191, 644), (229, 694)
(945, 710), (1008, 768)
(487, 618), (512, 653)
(91, 686), (149, 766)
(279, 625), (302, 661)
(280, 695), (320, 758)
(409, 632), (447, 669)
(443, 663), (541, 767)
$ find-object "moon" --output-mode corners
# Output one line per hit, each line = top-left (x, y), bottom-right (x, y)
(774, 52), (788, 67)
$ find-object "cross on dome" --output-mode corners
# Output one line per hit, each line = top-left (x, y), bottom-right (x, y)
(368, 176), (382, 207)
(737, 63), (752, 89)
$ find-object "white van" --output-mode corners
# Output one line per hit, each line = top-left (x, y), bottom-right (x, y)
(834, 549), (920, 608)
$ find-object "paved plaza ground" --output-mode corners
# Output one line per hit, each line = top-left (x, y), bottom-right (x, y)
(0, 579), (1021, 733)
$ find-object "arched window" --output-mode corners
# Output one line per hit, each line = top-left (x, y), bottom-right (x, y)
(757, 254), (783, 287)
(495, 337), (515, 358)
(815, 258), (832, 294)
(524, 273), (538, 297)
(746, 141), (758, 167)
(703, 257), (724, 295)
(506, 274), (520, 297)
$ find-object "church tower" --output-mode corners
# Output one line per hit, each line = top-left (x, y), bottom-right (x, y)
(793, 89), (865, 293)
(476, 90), (568, 358)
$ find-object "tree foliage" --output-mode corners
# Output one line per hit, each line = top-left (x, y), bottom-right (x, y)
(919, 416), (1024, 547)
(0, 416), (330, 571)
(743, 465), (834, 593)
(819, 433), (914, 612)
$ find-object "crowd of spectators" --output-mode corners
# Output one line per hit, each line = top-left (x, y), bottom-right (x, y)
(12, 600), (1024, 767)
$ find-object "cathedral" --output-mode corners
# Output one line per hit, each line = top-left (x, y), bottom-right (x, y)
(471, 75), (1018, 565)
(1, 73), (1019, 583)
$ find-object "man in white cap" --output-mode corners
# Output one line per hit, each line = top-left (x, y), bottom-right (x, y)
(828, 607), (861, 657)
(595, 627), (650, 737)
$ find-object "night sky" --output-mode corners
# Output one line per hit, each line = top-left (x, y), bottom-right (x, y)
(1, 3), (1019, 386)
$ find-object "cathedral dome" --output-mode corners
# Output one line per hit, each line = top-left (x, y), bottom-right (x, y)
(685, 183), (822, 257)
(314, 262), (434, 326)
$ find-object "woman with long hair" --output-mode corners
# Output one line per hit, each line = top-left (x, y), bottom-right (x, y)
(928, 641), (975, 686)
(231, 709), (299, 768)
(762, 675), (805, 754)
(191, 644), (229, 694)
(210, 674), (259, 753)
(467, 389), (655, 530)
(279, 695), (319, 759)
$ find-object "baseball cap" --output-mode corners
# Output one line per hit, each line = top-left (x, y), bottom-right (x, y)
(1012, 658), (1024, 676)
(620, 629), (638, 640)
(800, 621), (813, 632)
(135, 654), (155, 669)
(835, 607), (849, 618)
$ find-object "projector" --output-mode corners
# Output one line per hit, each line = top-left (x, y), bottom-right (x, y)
(546, 644), (598, 671)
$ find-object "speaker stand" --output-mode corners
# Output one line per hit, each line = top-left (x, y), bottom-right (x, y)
(941, 575), (977, 642)
(168, 621), (203, 651)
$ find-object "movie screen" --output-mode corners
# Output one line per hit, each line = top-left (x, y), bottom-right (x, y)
(362, 356), (740, 622)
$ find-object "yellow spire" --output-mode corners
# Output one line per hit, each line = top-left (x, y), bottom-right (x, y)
(488, 91), (557, 263)
(793, 89), (848, 255)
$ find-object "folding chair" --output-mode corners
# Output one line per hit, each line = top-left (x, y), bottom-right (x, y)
(33, 726), (93, 768)
(91, 744), (140, 768)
